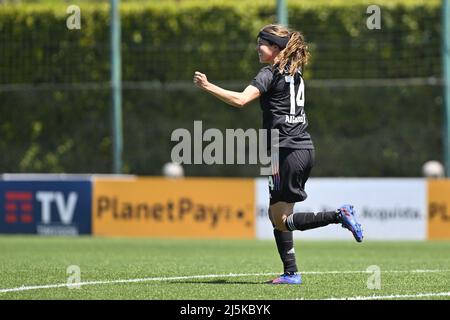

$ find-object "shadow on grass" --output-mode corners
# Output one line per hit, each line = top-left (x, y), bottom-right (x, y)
(169, 279), (270, 285)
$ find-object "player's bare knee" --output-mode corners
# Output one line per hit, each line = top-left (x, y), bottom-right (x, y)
(269, 202), (293, 231)
(273, 215), (288, 231)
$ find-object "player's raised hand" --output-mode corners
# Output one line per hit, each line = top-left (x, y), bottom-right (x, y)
(193, 71), (209, 90)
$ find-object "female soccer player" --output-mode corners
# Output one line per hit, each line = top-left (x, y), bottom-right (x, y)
(193, 24), (363, 285)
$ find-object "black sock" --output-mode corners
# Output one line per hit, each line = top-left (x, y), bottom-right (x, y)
(285, 210), (341, 231)
(273, 229), (298, 274)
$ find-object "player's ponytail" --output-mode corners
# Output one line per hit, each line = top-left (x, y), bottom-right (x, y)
(277, 31), (310, 75)
(259, 24), (311, 76)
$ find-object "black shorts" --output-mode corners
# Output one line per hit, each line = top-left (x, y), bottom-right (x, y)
(269, 148), (315, 205)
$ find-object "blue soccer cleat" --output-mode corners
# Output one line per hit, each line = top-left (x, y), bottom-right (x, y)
(268, 273), (302, 285)
(338, 204), (363, 242)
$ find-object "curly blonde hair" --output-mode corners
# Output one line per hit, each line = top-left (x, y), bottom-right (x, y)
(260, 24), (310, 76)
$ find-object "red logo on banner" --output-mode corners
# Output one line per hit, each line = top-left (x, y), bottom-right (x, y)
(4, 192), (34, 224)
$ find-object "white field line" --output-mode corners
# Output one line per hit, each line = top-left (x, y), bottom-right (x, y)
(1, 269), (449, 296)
(0, 272), (278, 293)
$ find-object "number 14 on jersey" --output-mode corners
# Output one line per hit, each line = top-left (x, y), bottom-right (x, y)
(285, 75), (305, 124)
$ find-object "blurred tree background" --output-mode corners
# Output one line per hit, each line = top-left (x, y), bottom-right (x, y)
(0, 0), (443, 177)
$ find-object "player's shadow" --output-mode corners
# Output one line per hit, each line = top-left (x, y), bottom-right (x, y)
(171, 279), (266, 285)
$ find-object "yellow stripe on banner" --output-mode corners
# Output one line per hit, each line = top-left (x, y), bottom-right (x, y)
(92, 177), (255, 239)
(428, 179), (450, 240)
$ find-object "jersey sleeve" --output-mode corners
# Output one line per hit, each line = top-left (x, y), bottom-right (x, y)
(250, 67), (273, 94)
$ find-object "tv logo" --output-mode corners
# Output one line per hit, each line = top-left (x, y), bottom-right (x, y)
(0, 181), (91, 235)
(36, 192), (78, 224)
(36, 191), (80, 236)
(4, 192), (34, 224)
(4, 191), (78, 226)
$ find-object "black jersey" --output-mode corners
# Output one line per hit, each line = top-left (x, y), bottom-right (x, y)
(250, 65), (314, 150)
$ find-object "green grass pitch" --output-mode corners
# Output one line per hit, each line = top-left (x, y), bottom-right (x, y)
(0, 236), (449, 300)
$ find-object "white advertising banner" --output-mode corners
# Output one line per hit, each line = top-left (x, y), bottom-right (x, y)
(256, 178), (427, 240)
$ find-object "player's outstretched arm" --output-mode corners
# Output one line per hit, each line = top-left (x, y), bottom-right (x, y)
(193, 71), (260, 108)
